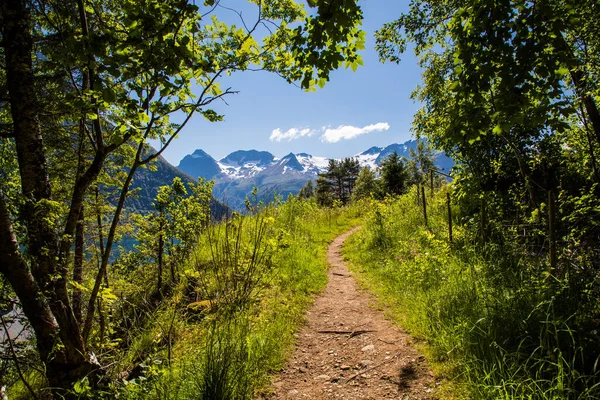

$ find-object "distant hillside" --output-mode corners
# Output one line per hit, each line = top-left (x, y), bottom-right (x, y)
(126, 153), (230, 220)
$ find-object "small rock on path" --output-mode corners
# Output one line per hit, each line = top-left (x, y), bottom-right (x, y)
(262, 227), (438, 399)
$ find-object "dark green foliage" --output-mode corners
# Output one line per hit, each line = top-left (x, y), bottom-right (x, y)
(376, 0), (600, 270)
(351, 167), (381, 201)
(315, 176), (333, 207)
(374, 7), (600, 397)
(286, 0), (365, 89)
(380, 151), (409, 196)
(298, 179), (315, 199)
(316, 158), (360, 205)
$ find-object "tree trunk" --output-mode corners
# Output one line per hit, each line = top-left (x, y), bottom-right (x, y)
(73, 206), (85, 325)
(95, 186), (110, 287)
(158, 232), (164, 294)
(570, 68), (600, 148)
(0, 197), (58, 373)
(1, 0), (98, 394)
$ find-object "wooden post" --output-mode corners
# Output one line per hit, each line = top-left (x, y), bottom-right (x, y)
(548, 190), (557, 272)
(447, 191), (453, 244)
(430, 170), (434, 193)
(422, 184), (428, 226)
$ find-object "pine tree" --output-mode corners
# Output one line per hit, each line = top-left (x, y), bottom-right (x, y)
(298, 180), (315, 199)
(380, 151), (409, 196)
(352, 167), (381, 201)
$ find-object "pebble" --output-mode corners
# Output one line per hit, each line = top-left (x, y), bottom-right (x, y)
(315, 374), (330, 381)
(340, 365), (351, 370)
(361, 344), (375, 352)
(359, 360), (372, 368)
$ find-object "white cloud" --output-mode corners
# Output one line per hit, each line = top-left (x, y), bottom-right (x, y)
(320, 122), (390, 143)
(270, 127), (317, 142)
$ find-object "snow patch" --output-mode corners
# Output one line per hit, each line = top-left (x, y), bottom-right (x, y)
(355, 153), (379, 170)
(295, 154), (329, 173)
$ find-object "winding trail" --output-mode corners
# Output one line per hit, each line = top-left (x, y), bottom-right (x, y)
(265, 227), (437, 399)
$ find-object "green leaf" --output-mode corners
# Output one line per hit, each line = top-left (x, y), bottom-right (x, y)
(102, 87), (116, 103)
(86, 112), (98, 120)
(138, 112), (150, 124)
(555, 66), (569, 77)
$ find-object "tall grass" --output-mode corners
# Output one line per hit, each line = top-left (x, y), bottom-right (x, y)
(111, 197), (364, 399)
(344, 187), (600, 399)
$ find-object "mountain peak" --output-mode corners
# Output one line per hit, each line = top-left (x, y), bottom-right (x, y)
(361, 146), (383, 156)
(177, 149), (220, 179)
(221, 150), (275, 166)
(279, 153), (304, 172)
(175, 139), (453, 211)
(191, 149), (210, 157)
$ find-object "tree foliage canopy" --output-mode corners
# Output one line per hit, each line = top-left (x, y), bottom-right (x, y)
(316, 157), (360, 206)
(376, 0), (600, 239)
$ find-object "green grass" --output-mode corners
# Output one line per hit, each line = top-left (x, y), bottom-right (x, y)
(108, 197), (364, 399)
(343, 187), (600, 399)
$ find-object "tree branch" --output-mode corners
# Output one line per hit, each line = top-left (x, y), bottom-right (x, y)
(0, 314), (38, 400)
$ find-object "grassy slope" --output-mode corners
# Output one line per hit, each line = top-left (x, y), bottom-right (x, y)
(343, 187), (600, 400)
(109, 198), (364, 399)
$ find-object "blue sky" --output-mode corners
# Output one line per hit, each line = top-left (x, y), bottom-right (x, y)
(159, 0), (422, 165)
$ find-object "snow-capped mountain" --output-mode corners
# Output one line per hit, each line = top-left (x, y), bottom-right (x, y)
(217, 150), (275, 179)
(355, 146), (383, 170)
(176, 141), (454, 210)
(177, 149), (332, 181)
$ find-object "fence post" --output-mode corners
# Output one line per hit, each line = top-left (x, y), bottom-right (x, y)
(447, 191), (453, 244)
(430, 170), (434, 193)
(422, 184), (428, 226)
(548, 190), (557, 272)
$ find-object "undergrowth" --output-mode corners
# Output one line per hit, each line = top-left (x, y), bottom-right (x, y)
(344, 187), (600, 399)
(90, 196), (365, 399)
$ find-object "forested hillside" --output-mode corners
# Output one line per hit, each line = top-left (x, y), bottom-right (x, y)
(125, 152), (230, 219)
(2, 0), (600, 399)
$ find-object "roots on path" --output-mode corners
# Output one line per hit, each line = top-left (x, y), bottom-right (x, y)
(264, 227), (438, 399)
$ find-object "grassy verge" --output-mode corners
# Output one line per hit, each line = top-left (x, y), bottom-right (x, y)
(104, 197), (364, 399)
(343, 188), (600, 399)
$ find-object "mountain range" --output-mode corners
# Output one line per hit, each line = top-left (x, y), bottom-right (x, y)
(176, 140), (454, 210)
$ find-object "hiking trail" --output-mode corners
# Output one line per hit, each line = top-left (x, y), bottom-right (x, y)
(264, 227), (438, 399)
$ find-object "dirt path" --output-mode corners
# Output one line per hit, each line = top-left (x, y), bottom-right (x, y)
(265, 227), (437, 399)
